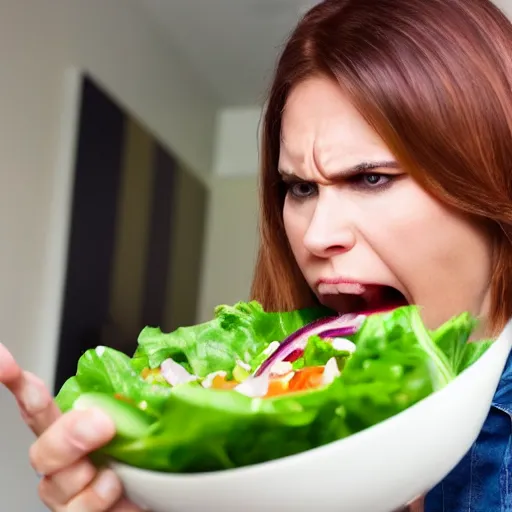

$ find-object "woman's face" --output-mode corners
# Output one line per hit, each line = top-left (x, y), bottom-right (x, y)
(280, 76), (493, 332)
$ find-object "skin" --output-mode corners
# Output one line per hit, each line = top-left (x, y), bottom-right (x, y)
(0, 75), (495, 511)
(280, 76), (493, 335)
(278, 76), (496, 512)
(0, 344), (142, 511)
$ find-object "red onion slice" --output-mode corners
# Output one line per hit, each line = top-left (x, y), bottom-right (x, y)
(283, 349), (303, 362)
(253, 305), (401, 379)
(254, 312), (366, 378)
(318, 328), (358, 340)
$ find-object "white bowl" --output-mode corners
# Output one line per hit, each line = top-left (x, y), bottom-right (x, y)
(111, 319), (512, 512)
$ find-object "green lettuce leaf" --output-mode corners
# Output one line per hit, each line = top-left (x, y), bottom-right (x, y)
(74, 381), (351, 472)
(133, 300), (332, 378)
(292, 335), (352, 370)
(55, 303), (491, 473)
(429, 312), (493, 373)
(55, 347), (173, 415)
(335, 307), (448, 432)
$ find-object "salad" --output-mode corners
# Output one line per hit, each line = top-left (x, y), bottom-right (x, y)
(56, 302), (492, 473)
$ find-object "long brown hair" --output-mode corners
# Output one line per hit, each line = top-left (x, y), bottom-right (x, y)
(250, 0), (512, 334)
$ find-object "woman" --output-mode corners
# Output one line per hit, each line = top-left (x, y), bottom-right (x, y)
(1, 0), (512, 510)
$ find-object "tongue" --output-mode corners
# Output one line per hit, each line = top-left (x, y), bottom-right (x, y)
(364, 286), (407, 310)
(363, 286), (386, 310)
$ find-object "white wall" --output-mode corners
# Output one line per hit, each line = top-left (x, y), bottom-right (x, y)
(495, 0), (512, 17)
(198, 175), (260, 322)
(0, 1), (217, 510)
(198, 106), (263, 321)
(213, 107), (262, 177)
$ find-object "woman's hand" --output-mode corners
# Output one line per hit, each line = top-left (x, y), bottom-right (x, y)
(408, 497), (424, 512)
(0, 343), (143, 511)
(393, 496), (424, 512)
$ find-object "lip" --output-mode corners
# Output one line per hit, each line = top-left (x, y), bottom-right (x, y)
(316, 277), (372, 287)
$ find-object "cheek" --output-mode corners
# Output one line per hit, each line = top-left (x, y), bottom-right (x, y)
(283, 200), (309, 265)
(382, 191), (490, 275)
(363, 183), (492, 324)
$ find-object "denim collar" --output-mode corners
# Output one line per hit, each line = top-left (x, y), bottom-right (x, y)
(491, 347), (512, 415)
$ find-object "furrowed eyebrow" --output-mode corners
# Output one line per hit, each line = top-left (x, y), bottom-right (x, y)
(278, 160), (399, 179)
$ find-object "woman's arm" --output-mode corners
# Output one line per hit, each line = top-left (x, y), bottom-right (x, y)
(408, 496), (424, 512)
(395, 496), (424, 512)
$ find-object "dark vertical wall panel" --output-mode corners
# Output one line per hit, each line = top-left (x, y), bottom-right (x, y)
(140, 144), (177, 328)
(165, 167), (208, 332)
(54, 76), (125, 393)
(106, 119), (155, 355)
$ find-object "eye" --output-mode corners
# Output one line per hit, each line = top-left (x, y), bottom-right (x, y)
(287, 181), (317, 199)
(350, 173), (393, 190)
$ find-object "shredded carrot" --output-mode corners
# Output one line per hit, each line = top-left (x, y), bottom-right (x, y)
(264, 378), (291, 398)
(141, 363), (327, 399)
(288, 366), (325, 392)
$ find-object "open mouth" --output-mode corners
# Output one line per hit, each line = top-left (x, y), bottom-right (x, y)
(365, 285), (408, 310)
(319, 285), (409, 314)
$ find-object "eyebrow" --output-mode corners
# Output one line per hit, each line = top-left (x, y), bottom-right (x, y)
(278, 160), (399, 179)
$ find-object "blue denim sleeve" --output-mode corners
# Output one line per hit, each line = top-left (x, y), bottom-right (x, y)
(425, 351), (512, 512)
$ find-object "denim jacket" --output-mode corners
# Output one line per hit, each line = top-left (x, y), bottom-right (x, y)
(425, 349), (512, 512)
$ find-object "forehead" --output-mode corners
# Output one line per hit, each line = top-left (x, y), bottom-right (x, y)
(279, 76), (393, 178)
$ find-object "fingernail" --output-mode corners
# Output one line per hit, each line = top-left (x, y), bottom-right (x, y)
(93, 469), (119, 500)
(72, 408), (113, 444)
(21, 383), (45, 412)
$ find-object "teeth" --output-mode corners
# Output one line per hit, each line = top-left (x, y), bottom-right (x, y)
(318, 283), (366, 295)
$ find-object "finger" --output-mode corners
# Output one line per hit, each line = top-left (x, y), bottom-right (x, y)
(29, 408), (116, 475)
(38, 458), (96, 506)
(64, 468), (123, 512)
(0, 343), (61, 435)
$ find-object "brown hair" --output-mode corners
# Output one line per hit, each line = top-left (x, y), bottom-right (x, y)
(250, 0), (512, 334)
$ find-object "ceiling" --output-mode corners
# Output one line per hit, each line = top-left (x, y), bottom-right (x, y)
(137, 0), (512, 108)
(136, 0), (319, 107)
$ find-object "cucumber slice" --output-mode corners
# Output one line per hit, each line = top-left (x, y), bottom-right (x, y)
(233, 363), (250, 383)
(73, 392), (154, 439)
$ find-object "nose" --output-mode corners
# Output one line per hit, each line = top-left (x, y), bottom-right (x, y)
(302, 195), (356, 258)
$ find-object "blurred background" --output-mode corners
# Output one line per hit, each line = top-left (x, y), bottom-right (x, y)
(0, 0), (510, 509)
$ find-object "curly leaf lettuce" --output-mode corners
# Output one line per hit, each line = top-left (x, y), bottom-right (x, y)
(292, 335), (353, 370)
(55, 303), (492, 473)
(56, 347), (173, 415)
(131, 300), (332, 377)
(430, 311), (492, 373)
